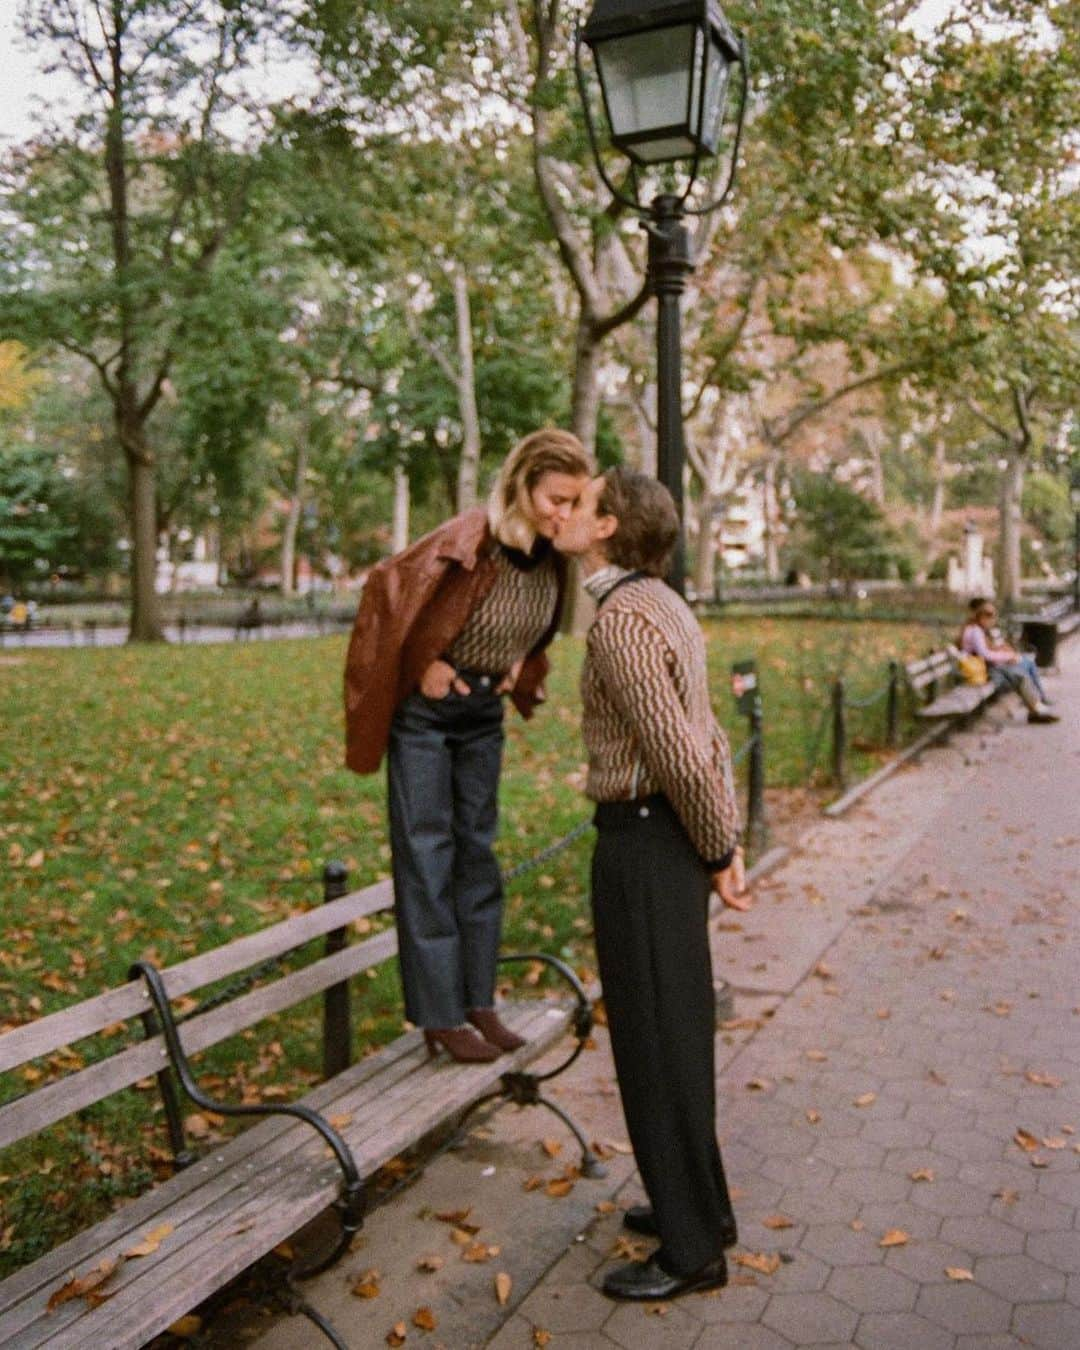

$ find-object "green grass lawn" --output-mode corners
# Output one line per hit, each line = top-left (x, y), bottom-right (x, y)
(0, 614), (942, 1272)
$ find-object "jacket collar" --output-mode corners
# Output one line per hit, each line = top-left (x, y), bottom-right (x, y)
(434, 508), (495, 571)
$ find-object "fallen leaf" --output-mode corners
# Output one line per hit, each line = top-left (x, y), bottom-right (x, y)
(1025, 1071), (1063, 1089)
(124, 1222), (173, 1258)
(733, 1251), (781, 1276)
(450, 1228), (475, 1246)
(762, 1215), (794, 1230)
(879, 1229), (909, 1247)
(462, 1243), (494, 1263)
(910, 1169), (935, 1182)
(434, 1207), (473, 1226)
(805, 1049), (829, 1062)
(854, 1092), (877, 1108)
(1014, 1128), (1040, 1152)
(412, 1306), (436, 1331)
(533, 1331), (552, 1347)
(1043, 1136), (1068, 1150)
(46, 1258), (119, 1311)
(522, 1175), (545, 1192)
(495, 1272), (512, 1305)
(540, 1138), (563, 1159)
(328, 1112), (354, 1129)
(386, 1322), (407, 1346)
(166, 1315), (202, 1337)
(946, 1267), (974, 1281)
(876, 1008), (891, 1020)
(805, 1109), (821, 1124)
(813, 962), (834, 979)
(927, 1070), (947, 1086)
(746, 1078), (772, 1092)
(595, 1200), (616, 1214)
(545, 1178), (574, 1198)
(416, 1255), (444, 1272)
(994, 1188), (1019, 1205)
(184, 1113), (212, 1139)
(351, 1270), (381, 1299)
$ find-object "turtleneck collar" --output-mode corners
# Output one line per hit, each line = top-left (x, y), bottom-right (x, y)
(583, 563), (635, 604)
(500, 536), (552, 572)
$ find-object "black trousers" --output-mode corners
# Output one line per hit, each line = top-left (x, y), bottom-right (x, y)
(387, 683), (505, 1028)
(591, 794), (736, 1276)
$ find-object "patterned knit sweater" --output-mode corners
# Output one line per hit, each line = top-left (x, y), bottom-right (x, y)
(446, 545), (559, 675)
(581, 575), (741, 865)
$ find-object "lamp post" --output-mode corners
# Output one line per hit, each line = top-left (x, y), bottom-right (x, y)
(1070, 465), (1080, 613)
(577, 0), (748, 594)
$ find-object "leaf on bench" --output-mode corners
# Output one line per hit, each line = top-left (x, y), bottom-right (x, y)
(124, 1222), (174, 1258)
(47, 1256), (120, 1312)
(351, 1269), (381, 1299)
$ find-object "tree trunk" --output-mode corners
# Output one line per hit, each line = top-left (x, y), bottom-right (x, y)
(126, 438), (163, 641)
(928, 437), (947, 536)
(392, 462), (410, 553)
(763, 456), (781, 581)
(453, 269), (482, 511)
(693, 487), (716, 598)
(998, 451), (1025, 609)
(280, 438), (308, 597)
(570, 320), (602, 454)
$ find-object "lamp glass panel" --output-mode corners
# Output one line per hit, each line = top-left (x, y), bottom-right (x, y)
(596, 25), (695, 140)
(633, 133), (698, 161)
(700, 32), (731, 151)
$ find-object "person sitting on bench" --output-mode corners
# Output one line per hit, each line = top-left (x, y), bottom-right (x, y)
(960, 599), (1058, 724)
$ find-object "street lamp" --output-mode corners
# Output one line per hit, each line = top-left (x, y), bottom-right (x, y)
(577, 0), (748, 593)
(1070, 464), (1080, 613)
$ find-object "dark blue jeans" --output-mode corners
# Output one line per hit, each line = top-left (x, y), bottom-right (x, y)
(387, 685), (505, 1028)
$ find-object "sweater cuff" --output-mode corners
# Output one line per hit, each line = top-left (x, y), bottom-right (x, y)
(705, 848), (735, 872)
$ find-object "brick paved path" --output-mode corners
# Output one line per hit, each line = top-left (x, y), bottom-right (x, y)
(491, 651), (1079, 1350)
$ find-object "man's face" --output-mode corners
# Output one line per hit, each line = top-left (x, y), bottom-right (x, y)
(552, 475), (612, 558)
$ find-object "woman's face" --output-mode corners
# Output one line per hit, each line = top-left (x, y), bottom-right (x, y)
(977, 606), (995, 629)
(525, 471), (588, 539)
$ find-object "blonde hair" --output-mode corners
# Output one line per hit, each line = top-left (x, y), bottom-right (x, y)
(487, 429), (593, 551)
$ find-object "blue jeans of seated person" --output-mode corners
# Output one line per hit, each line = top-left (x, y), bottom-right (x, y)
(989, 655), (1048, 705)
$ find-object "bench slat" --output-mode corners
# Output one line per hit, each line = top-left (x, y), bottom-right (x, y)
(0, 881), (393, 1074)
(917, 684), (995, 718)
(0, 930), (398, 1150)
(2, 1003), (570, 1350)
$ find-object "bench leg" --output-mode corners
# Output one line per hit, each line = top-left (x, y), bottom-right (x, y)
(455, 1071), (608, 1179)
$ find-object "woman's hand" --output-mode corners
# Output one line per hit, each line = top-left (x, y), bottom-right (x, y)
(712, 848), (750, 912)
(496, 658), (525, 695)
(419, 659), (470, 700)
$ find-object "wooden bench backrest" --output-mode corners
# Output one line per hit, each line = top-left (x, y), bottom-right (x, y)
(904, 649), (954, 694)
(0, 880), (395, 1152)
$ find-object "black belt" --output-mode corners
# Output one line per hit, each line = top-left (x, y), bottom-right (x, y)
(453, 666), (506, 691)
(593, 793), (671, 827)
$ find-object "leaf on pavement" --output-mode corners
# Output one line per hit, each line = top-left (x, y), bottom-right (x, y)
(495, 1272), (512, 1305)
(878, 1229), (909, 1247)
(734, 1251), (781, 1276)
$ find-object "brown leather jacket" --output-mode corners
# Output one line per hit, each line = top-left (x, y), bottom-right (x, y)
(343, 508), (568, 774)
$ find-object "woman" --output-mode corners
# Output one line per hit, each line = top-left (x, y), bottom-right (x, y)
(960, 599), (1058, 723)
(344, 429), (593, 1061)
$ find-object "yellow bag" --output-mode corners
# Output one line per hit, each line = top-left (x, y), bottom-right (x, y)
(957, 653), (988, 685)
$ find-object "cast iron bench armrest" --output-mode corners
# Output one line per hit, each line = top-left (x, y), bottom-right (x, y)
(497, 952), (594, 1083)
(130, 959), (366, 1277)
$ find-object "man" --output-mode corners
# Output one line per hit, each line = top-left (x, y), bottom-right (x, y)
(554, 466), (748, 1301)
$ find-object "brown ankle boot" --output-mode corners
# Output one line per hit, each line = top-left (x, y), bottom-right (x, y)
(467, 1008), (526, 1053)
(423, 1027), (499, 1063)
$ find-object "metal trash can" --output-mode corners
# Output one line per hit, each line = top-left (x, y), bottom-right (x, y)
(1020, 619), (1059, 668)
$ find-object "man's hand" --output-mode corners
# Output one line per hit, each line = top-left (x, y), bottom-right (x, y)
(419, 659), (469, 699)
(712, 848), (750, 912)
(496, 658), (525, 695)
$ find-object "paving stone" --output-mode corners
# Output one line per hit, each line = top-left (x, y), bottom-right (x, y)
(915, 1282), (1012, 1335)
(859, 1199), (944, 1242)
(998, 1193), (1075, 1234)
(884, 1238), (976, 1283)
(1037, 1171), (1080, 1208)
(693, 1280), (772, 1324)
(761, 1291), (859, 1344)
(911, 1179), (996, 1218)
(800, 1222), (885, 1267)
(860, 1118), (933, 1150)
(953, 1337), (1028, 1350)
(830, 1167), (911, 1203)
(776, 1187), (862, 1226)
(694, 1324), (794, 1349)
(972, 1253), (1065, 1303)
(760, 1155), (837, 1190)
(932, 1129), (1009, 1162)
(826, 1264), (919, 1313)
(515, 1275), (613, 1333)
(1026, 1230), (1080, 1275)
(955, 1160), (1037, 1194)
(1012, 1301), (1080, 1349)
(854, 1311), (956, 1349)
(938, 1216), (1027, 1256)
(603, 1298), (702, 1349)
(882, 1147), (961, 1180)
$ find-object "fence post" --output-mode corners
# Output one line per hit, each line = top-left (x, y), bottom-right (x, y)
(747, 693), (768, 853)
(831, 678), (847, 789)
(886, 660), (900, 748)
(86, 619), (97, 647)
(178, 612), (187, 644)
(322, 861), (352, 1079)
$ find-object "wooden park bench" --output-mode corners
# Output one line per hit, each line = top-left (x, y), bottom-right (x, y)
(903, 646), (998, 722)
(0, 864), (599, 1350)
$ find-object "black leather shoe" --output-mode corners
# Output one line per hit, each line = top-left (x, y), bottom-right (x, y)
(623, 1205), (738, 1248)
(602, 1253), (728, 1301)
